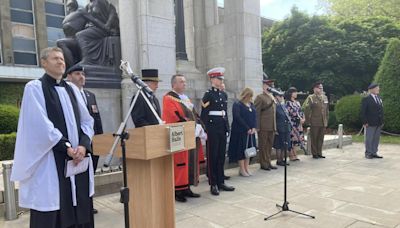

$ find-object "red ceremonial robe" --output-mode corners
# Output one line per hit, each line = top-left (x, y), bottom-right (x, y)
(162, 92), (190, 191)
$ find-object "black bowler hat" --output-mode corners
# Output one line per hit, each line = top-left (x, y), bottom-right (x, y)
(368, 83), (379, 90)
(141, 69), (161, 82)
(262, 72), (275, 85)
(65, 63), (84, 75)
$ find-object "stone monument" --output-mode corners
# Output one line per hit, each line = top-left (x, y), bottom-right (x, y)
(57, 0), (121, 89)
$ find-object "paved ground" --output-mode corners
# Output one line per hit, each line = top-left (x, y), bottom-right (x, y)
(2, 143), (400, 228)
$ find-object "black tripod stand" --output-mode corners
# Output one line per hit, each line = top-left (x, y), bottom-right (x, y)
(264, 102), (315, 221)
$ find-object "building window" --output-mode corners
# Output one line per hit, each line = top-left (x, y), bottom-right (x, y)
(45, 0), (66, 47)
(10, 0), (38, 65)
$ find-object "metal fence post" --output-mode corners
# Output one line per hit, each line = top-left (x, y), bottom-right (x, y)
(306, 127), (311, 155)
(2, 161), (18, 220)
(338, 124), (343, 149)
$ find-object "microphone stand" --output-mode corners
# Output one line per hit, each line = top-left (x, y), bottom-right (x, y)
(103, 61), (163, 228)
(265, 102), (315, 221)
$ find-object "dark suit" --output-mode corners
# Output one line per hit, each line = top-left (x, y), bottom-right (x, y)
(361, 94), (383, 156)
(82, 89), (103, 170)
(131, 91), (161, 127)
(361, 94), (383, 127)
(83, 90), (103, 135)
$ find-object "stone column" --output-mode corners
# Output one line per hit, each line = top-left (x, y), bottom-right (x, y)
(0, 0), (13, 64)
(33, 0), (48, 52)
(175, 0), (188, 60)
(223, 0), (262, 94)
(119, 0), (176, 125)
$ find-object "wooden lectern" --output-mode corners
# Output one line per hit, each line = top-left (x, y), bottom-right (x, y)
(93, 121), (196, 228)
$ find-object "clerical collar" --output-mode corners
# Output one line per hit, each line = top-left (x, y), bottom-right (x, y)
(212, 87), (219, 91)
(43, 73), (64, 86)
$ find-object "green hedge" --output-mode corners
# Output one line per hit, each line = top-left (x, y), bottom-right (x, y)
(0, 133), (16, 161)
(0, 82), (25, 105)
(335, 94), (364, 130)
(0, 104), (19, 134)
(374, 38), (400, 133)
(328, 111), (338, 129)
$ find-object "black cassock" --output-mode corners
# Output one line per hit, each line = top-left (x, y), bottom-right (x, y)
(31, 74), (94, 228)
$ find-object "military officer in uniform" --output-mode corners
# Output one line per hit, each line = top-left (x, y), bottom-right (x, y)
(201, 67), (235, 196)
(254, 74), (278, 170)
(303, 82), (329, 159)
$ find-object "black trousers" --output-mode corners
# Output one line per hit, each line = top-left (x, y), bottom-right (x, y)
(206, 129), (227, 186)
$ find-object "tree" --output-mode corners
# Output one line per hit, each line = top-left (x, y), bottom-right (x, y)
(262, 8), (400, 96)
(319, 0), (400, 21)
(374, 38), (400, 133)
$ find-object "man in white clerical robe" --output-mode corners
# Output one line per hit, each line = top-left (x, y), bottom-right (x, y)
(11, 47), (95, 228)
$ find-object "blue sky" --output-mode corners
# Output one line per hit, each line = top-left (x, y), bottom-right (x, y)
(218, 0), (323, 20)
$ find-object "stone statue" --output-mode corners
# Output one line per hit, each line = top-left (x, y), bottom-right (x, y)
(76, 0), (120, 65)
(57, 0), (120, 70)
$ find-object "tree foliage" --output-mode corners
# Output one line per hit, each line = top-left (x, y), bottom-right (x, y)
(262, 8), (400, 96)
(319, 0), (400, 21)
(374, 38), (400, 133)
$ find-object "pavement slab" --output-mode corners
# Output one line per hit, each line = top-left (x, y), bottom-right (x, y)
(2, 142), (400, 228)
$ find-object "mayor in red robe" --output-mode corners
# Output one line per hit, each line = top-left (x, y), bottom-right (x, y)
(162, 74), (203, 202)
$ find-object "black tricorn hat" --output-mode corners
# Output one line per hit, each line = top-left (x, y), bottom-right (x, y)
(65, 63), (84, 75)
(141, 69), (161, 82)
(262, 72), (275, 84)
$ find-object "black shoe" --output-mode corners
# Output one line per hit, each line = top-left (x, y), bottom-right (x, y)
(312, 155), (319, 159)
(365, 155), (373, 159)
(175, 191), (187, 202)
(318, 155), (326, 158)
(276, 161), (289, 166)
(93, 208), (98, 214)
(218, 184), (235, 191)
(372, 154), (383, 159)
(260, 166), (270, 171)
(224, 175), (231, 180)
(269, 165), (277, 169)
(184, 189), (201, 198)
(210, 185), (219, 195)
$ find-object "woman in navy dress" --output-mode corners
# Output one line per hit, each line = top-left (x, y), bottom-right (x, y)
(228, 88), (257, 177)
(273, 93), (292, 166)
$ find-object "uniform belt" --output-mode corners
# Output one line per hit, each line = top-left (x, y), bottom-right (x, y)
(209, 111), (226, 116)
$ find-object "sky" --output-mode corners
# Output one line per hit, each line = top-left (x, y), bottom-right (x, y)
(218, 0), (323, 20)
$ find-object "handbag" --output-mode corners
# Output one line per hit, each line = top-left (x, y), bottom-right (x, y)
(244, 135), (257, 158)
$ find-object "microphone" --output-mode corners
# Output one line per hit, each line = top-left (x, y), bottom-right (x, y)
(267, 87), (284, 96)
(120, 60), (153, 95)
(131, 75), (153, 95)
